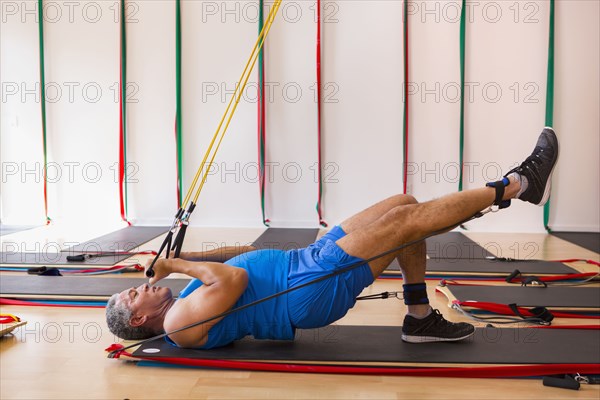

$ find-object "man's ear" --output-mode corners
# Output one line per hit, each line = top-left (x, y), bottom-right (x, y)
(129, 314), (148, 327)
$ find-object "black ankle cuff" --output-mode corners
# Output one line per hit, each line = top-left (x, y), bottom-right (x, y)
(486, 177), (511, 209)
(403, 283), (429, 305)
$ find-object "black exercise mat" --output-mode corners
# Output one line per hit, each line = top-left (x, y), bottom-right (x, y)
(62, 226), (168, 252)
(133, 326), (600, 365)
(1, 251), (131, 266)
(552, 232), (600, 254)
(426, 232), (493, 259)
(448, 285), (600, 309)
(0, 276), (190, 298)
(252, 228), (319, 250)
(385, 258), (578, 275)
(0, 225), (37, 236)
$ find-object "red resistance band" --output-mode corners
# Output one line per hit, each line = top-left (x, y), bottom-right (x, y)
(0, 298), (105, 309)
(315, 0), (327, 228)
(455, 300), (600, 320)
(558, 259), (600, 267)
(105, 344), (599, 378)
(380, 271), (597, 283)
(438, 272), (598, 286)
(72, 250), (157, 256)
(0, 315), (20, 324)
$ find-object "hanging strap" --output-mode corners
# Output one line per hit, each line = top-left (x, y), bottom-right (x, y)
(402, 0), (409, 194)
(315, 0), (327, 227)
(146, 0), (285, 278)
(257, 0), (269, 226)
(175, 0), (183, 208)
(458, 0), (466, 192)
(543, 0), (555, 231)
(38, 0), (50, 224)
(118, 0), (130, 224)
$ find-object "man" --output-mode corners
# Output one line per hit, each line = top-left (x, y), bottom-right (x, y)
(106, 128), (558, 348)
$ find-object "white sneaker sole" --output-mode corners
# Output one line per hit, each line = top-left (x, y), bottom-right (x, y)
(401, 331), (475, 343)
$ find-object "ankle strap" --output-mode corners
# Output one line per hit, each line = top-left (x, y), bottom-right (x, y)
(486, 177), (511, 209)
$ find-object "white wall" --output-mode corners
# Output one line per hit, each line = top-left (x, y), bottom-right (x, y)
(1, 0), (598, 232)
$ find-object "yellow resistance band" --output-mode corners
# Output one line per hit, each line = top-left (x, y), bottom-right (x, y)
(181, 0), (283, 207)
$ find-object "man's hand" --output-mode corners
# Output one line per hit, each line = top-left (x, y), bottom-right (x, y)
(146, 258), (174, 285)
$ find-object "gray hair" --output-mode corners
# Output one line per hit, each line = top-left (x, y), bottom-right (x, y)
(105, 293), (157, 340)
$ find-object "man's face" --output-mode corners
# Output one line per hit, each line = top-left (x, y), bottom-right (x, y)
(117, 284), (173, 322)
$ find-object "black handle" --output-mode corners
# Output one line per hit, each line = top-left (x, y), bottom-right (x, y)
(543, 376), (580, 390)
(66, 254), (87, 262)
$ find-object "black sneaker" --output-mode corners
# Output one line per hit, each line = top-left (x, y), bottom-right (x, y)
(504, 127), (559, 206)
(402, 309), (475, 343)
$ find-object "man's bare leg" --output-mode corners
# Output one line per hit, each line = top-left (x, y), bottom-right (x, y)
(335, 194), (430, 316)
(339, 194), (418, 234)
(396, 241), (429, 316)
(335, 179), (520, 278)
(334, 128), (558, 342)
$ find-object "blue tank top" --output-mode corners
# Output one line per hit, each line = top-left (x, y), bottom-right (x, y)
(175, 249), (295, 349)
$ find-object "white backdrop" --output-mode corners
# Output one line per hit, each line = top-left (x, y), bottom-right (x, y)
(1, 0), (598, 232)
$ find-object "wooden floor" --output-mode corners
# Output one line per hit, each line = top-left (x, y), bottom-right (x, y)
(1, 227), (599, 399)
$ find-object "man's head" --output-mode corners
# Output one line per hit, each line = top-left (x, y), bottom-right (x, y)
(106, 284), (174, 340)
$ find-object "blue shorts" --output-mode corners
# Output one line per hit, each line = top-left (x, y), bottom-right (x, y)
(287, 226), (374, 329)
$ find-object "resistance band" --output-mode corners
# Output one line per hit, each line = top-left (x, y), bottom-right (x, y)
(112, 203), (503, 357)
(146, 0), (284, 277)
(315, 0), (327, 227)
(454, 300), (599, 320)
(0, 314), (20, 324)
(175, 0), (183, 207)
(0, 264), (143, 275)
(0, 298), (105, 308)
(438, 272), (598, 286)
(107, 345), (599, 378)
(257, 0), (269, 226)
(118, 0), (130, 224)
(458, 0), (466, 192)
(543, 0), (555, 231)
(38, 0), (50, 224)
(402, 0), (409, 194)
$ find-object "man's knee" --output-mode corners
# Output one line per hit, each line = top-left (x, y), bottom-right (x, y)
(392, 194), (418, 206)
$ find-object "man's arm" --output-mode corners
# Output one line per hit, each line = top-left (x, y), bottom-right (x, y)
(177, 245), (256, 263)
(154, 259), (248, 348)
